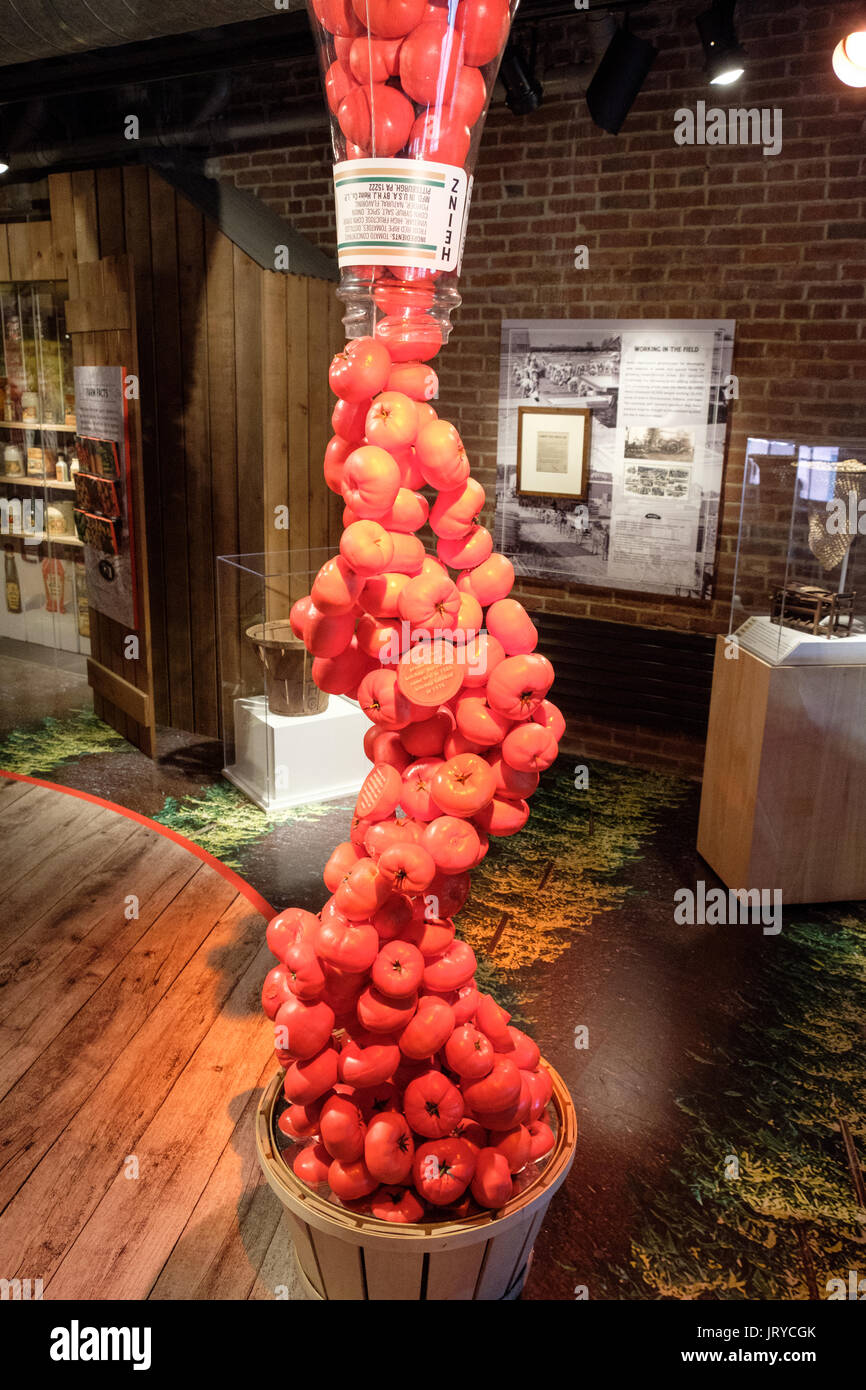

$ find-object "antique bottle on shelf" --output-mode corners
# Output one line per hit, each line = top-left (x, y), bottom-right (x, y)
(3, 442), (24, 477)
(42, 555), (67, 614)
(75, 559), (90, 639)
(4, 544), (22, 614)
(20, 390), (38, 423)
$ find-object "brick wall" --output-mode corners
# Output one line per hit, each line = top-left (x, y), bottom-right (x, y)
(216, 0), (865, 646)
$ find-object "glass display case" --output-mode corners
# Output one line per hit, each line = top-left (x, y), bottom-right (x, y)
(730, 436), (866, 665)
(217, 550), (370, 813)
(0, 280), (89, 655)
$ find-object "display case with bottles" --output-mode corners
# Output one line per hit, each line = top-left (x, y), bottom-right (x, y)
(730, 436), (866, 665)
(0, 279), (89, 655)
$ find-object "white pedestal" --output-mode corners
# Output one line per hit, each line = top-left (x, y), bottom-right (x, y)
(224, 694), (370, 813)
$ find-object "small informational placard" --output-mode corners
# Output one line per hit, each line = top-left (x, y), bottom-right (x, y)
(74, 365), (137, 628)
(735, 615), (866, 667)
(497, 318), (736, 599)
(333, 158), (469, 273)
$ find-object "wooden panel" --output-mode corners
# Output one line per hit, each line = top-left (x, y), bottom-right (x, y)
(306, 275), (331, 559)
(473, 1209), (539, 1300)
(282, 1212), (327, 1298)
(0, 224), (10, 280)
(47, 173), (76, 282)
(233, 245), (265, 699)
(65, 292), (130, 333)
(176, 192), (218, 738)
(86, 656), (149, 724)
(424, 1239), (488, 1300)
(7, 221), (55, 280)
(206, 223), (240, 744)
(363, 1245), (425, 1300)
(70, 170), (99, 264)
(697, 639), (771, 888)
(310, 1228), (366, 1299)
(96, 168), (125, 257)
(262, 271), (290, 622)
(286, 274), (309, 603)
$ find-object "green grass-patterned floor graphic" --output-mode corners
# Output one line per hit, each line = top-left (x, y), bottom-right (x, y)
(153, 782), (348, 871)
(0, 707), (126, 775)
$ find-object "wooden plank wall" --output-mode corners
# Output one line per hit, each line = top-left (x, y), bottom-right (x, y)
(40, 167), (342, 742)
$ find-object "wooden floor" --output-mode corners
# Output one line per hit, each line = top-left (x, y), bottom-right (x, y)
(0, 776), (303, 1300)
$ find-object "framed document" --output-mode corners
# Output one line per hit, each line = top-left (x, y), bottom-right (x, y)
(516, 406), (591, 500)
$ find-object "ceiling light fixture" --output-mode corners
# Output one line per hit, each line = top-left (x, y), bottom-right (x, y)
(696, 0), (747, 86)
(832, 28), (866, 87)
(586, 22), (658, 135)
(0, 162), (9, 175)
(499, 35), (543, 116)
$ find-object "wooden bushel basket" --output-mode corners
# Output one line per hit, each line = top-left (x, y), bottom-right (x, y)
(255, 1064), (577, 1301)
(245, 621), (329, 719)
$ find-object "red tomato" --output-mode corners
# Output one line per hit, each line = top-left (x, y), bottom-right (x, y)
(357, 668), (416, 730)
(412, 1136), (476, 1206)
(498, 1026), (541, 1070)
(415, 420), (466, 488)
(387, 360), (438, 401)
(474, 795), (529, 838)
(456, 0), (510, 66)
(489, 1124), (531, 1174)
(323, 435), (352, 494)
(360, 570), (410, 619)
(284, 940), (326, 1001)
(319, 1094), (366, 1162)
(399, 572), (460, 631)
(402, 909), (456, 959)
(422, 938), (477, 991)
(339, 1030), (401, 1087)
(408, 111), (472, 166)
(445, 1022), (495, 1078)
(451, 979), (479, 1024)
(453, 692), (511, 748)
(332, 395), (371, 444)
(475, 992), (511, 1046)
(320, 963), (365, 1015)
(533, 697), (566, 741)
(425, 868), (471, 919)
(398, 994), (456, 1059)
(486, 653), (554, 721)
(476, 1074), (532, 1131)
(376, 841), (437, 895)
(524, 1066), (553, 1121)
(283, 1045), (340, 1104)
(372, 939), (425, 998)
(364, 817), (423, 859)
(456, 631), (505, 692)
(371, 892), (415, 940)
(312, 0), (363, 37)
(262, 964), (294, 1020)
(313, 638), (376, 696)
(422, 815), (481, 872)
(486, 598), (537, 657)
(356, 613), (402, 662)
(366, 729), (413, 774)
(266, 907), (319, 964)
(337, 83), (415, 157)
(357, 983), (418, 1033)
(328, 1156), (378, 1201)
(429, 477), (485, 541)
(336, 857), (391, 919)
(379, 488), (429, 534)
(429, 751), (497, 816)
(311, 554), (364, 615)
(400, 707), (454, 758)
(329, 336), (391, 403)
(278, 1098), (322, 1140)
(488, 755), (539, 802)
(470, 1146), (512, 1208)
(461, 1055), (521, 1116)
(325, 59), (355, 114)
(348, 34), (403, 83)
(437, 525), (493, 571)
(293, 1141), (332, 1186)
(527, 1119), (555, 1161)
(399, 20), (463, 105)
(341, 443), (402, 518)
(353, 0), (426, 38)
(450, 63), (487, 125)
(462, 551), (514, 604)
(501, 721), (558, 772)
(353, 1080), (400, 1122)
(356, 762), (404, 821)
(454, 1117), (488, 1150)
(303, 605), (355, 659)
(384, 529), (427, 575)
(370, 1184), (425, 1223)
(316, 915), (380, 972)
(274, 995), (335, 1059)
(453, 589), (483, 638)
(404, 1069), (464, 1138)
(364, 1111), (415, 1183)
(289, 595), (312, 640)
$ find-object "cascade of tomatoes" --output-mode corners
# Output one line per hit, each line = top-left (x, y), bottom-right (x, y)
(262, 328), (565, 1222)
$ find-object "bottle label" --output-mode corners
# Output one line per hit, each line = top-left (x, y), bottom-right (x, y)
(333, 159), (469, 273)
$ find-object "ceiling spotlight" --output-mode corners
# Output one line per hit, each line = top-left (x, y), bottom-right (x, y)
(832, 29), (866, 87)
(499, 37), (542, 116)
(0, 162), (9, 175)
(586, 23), (658, 135)
(697, 0), (747, 86)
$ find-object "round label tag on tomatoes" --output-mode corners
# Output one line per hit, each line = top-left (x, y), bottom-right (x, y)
(397, 639), (464, 707)
(356, 762), (403, 821)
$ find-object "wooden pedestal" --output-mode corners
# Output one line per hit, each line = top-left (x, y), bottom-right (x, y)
(697, 637), (866, 904)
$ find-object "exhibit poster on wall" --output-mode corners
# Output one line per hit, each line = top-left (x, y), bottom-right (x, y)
(496, 319), (736, 599)
(73, 364), (137, 628)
